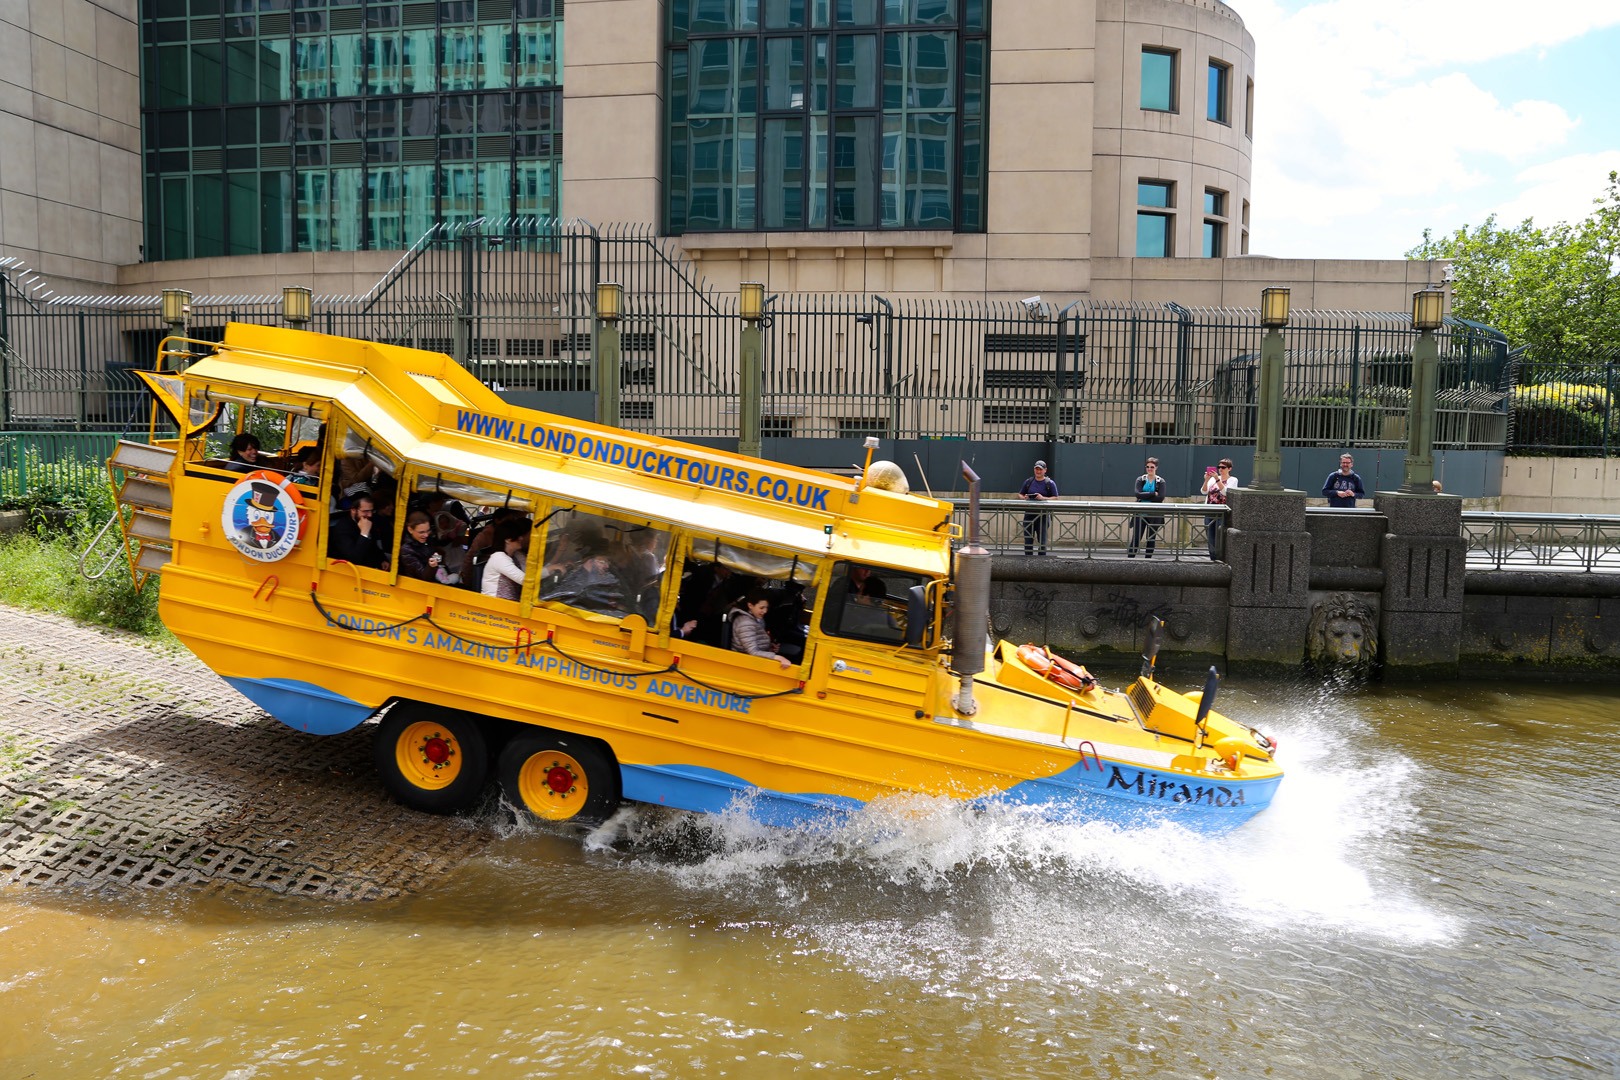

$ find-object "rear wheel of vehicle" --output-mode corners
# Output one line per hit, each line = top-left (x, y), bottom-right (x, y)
(498, 732), (620, 825)
(374, 705), (490, 814)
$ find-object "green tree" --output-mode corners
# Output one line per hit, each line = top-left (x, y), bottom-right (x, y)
(1410, 172), (1620, 359)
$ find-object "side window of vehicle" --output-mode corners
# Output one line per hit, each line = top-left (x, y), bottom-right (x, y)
(671, 538), (818, 650)
(820, 561), (928, 645)
(535, 508), (671, 621)
(404, 471), (533, 593)
(321, 416), (404, 573)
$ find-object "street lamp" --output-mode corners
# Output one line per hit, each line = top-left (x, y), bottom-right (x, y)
(1402, 288), (1446, 493)
(1412, 288), (1444, 331)
(595, 281), (622, 322)
(739, 281), (765, 324)
(738, 282), (766, 458)
(161, 289), (191, 331)
(1251, 287), (1291, 490)
(1260, 286), (1291, 329)
(281, 285), (312, 327)
(593, 282), (623, 427)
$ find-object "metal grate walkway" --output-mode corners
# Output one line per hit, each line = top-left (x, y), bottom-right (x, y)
(0, 605), (490, 899)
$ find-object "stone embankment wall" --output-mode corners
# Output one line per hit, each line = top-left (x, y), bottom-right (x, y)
(989, 490), (1620, 676)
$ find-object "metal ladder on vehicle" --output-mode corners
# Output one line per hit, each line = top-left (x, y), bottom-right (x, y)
(78, 440), (178, 590)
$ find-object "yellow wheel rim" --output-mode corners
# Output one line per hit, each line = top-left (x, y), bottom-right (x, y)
(394, 721), (463, 791)
(517, 750), (588, 821)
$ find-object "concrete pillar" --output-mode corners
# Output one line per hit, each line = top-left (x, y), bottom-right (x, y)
(1374, 492), (1466, 673)
(1223, 488), (1313, 667)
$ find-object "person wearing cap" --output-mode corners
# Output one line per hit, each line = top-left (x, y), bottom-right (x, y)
(1019, 460), (1058, 556)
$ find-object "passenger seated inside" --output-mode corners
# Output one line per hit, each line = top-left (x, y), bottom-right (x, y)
(328, 494), (388, 570)
(764, 582), (809, 662)
(398, 511), (443, 583)
(463, 506), (519, 591)
(225, 433), (263, 472)
(729, 589), (794, 670)
(288, 446), (322, 487)
(677, 560), (750, 646)
(821, 561), (919, 644)
(539, 522), (625, 615)
(480, 519), (529, 601)
(336, 452), (376, 507)
(433, 512), (470, 584)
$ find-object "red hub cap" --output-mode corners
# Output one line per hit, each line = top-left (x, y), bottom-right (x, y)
(545, 765), (576, 794)
(422, 737), (451, 765)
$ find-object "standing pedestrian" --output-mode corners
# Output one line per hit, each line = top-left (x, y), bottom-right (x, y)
(1127, 457), (1166, 558)
(1201, 458), (1236, 560)
(1322, 453), (1366, 508)
(1019, 460), (1058, 555)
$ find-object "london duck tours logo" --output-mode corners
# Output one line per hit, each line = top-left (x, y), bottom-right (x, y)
(221, 473), (305, 562)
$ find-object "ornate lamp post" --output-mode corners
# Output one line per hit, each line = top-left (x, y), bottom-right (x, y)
(1401, 288), (1446, 493)
(1250, 286), (1290, 491)
(738, 281), (765, 459)
(594, 281), (622, 427)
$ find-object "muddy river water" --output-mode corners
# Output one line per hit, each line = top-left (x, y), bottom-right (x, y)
(3, 675), (1617, 1078)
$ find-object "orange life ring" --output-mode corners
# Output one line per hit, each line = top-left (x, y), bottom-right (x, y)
(1017, 644), (1088, 692)
(245, 469), (307, 522)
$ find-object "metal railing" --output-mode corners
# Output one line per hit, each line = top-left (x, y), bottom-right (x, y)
(0, 431), (123, 506)
(1505, 349), (1620, 456)
(0, 222), (1515, 450)
(947, 499), (1222, 561)
(1462, 511), (1620, 572)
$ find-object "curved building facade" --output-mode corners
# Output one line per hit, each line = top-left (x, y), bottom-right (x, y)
(2, 1), (1427, 314)
(1093, 0), (1254, 260)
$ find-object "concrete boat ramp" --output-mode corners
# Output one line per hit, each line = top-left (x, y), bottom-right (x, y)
(0, 604), (488, 899)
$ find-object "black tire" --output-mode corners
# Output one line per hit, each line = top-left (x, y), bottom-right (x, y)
(373, 704), (490, 814)
(498, 731), (620, 825)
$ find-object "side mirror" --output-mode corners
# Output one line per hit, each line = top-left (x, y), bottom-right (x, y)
(905, 585), (928, 647)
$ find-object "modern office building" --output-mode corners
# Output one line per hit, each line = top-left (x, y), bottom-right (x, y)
(0, 0), (1434, 308)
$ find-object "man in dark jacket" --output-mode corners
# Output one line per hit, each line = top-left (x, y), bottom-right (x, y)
(1322, 454), (1366, 508)
(1019, 460), (1058, 555)
(328, 494), (388, 569)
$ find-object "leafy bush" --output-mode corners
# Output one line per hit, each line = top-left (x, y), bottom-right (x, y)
(0, 529), (170, 638)
(1509, 381), (1612, 456)
(0, 443), (171, 639)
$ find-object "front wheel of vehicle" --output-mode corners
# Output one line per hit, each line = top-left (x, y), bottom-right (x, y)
(374, 704), (490, 814)
(498, 732), (620, 825)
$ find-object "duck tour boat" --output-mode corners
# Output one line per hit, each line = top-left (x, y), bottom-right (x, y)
(96, 323), (1282, 833)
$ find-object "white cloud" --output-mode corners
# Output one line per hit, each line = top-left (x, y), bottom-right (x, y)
(1492, 153), (1620, 229)
(1243, 1), (1620, 258)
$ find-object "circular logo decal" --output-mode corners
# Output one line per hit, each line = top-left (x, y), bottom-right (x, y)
(222, 474), (303, 562)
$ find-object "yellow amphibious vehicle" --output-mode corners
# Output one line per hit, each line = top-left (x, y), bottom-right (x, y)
(103, 325), (1280, 830)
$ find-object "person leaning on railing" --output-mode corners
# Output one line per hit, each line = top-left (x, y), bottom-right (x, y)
(1128, 457), (1167, 558)
(1201, 459), (1237, 561)
(1019, 460), (1058, 555)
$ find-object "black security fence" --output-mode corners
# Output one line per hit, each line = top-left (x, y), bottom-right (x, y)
(1, 223), (1518, 456)
(1502, 347), (1620, 456)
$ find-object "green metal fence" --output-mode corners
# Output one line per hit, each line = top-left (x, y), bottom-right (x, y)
(1, 223), (1516, 454)
(1504, 348), (1620, 456)
(0, 431), (122, 507)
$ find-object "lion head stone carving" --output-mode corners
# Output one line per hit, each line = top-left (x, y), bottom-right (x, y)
(1308, 592), (1378, 667)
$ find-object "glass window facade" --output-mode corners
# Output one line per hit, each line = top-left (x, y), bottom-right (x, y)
(1207, 59), (1229, 124)
(1141, 47), (1175, 112)
(665, 0), (987, 233)
(1137, 180), (1173, 258)
(1202, 187), (1226, 257)
(140, 0), (563, 260)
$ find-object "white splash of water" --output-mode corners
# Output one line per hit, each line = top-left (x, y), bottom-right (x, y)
(591, 682), (1455, 946)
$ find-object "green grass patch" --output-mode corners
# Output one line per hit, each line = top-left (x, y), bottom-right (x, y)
(0, 526), (173, 641)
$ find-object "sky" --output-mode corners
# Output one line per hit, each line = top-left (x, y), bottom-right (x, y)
(1241, 0), (1620, 260)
